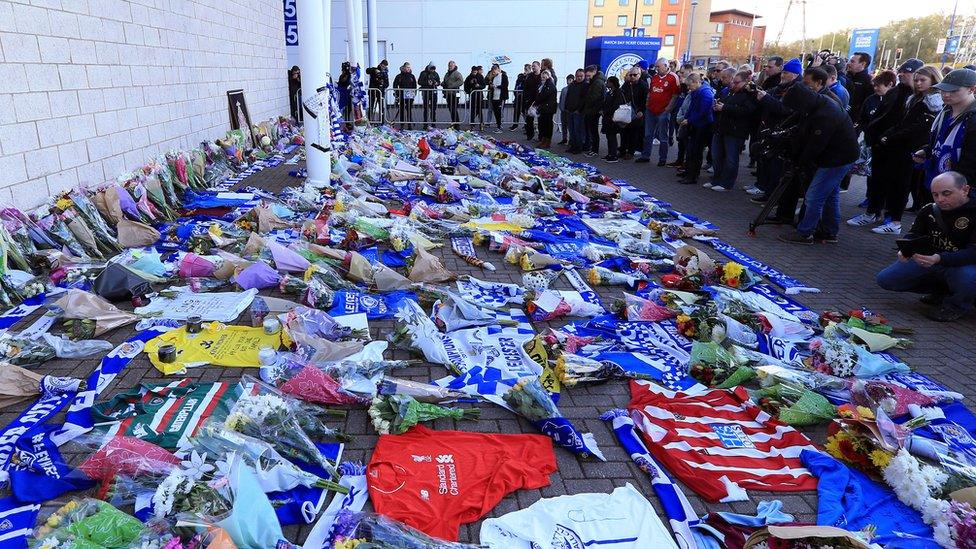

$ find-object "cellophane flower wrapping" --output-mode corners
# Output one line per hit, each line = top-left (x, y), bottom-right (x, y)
(328, 510), (483, 549)
(30, 499), (146, 549)
(367, 394), (479, 434)
(502, 377), (605, 460)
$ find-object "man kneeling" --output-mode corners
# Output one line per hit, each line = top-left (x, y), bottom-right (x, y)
(876, 171), (976, 321)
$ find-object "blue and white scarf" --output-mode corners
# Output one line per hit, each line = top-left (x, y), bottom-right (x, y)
(709, 239), (820, 294)
(0, 497), (40, 548)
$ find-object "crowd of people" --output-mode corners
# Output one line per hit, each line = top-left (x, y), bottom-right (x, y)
(347, 55), (976, 321)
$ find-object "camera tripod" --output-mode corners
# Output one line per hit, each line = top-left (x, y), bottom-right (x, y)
(748, 158), (807, 235)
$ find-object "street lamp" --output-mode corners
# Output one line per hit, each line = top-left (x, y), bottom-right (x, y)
(684, 0), (699, 63)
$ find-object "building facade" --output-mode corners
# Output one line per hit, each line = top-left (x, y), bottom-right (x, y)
(585, 0), (713, 62)
(708, 9), (765, 65)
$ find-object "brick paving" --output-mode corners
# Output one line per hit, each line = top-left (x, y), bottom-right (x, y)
(3, 125), (974, 545)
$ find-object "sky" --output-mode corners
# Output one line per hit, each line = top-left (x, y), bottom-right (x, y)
(711, 0), (974, 44)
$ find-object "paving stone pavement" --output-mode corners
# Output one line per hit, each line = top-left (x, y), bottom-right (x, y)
(3, 125), (974, 546)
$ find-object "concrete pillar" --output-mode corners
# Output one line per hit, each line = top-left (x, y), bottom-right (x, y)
(297, 0), (331, 188)
(367, 0), (378, 68)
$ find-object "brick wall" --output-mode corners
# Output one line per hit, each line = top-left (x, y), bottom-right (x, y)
(0, 0), (289, 208)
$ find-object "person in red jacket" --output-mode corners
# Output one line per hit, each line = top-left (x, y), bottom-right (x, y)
(636, 58), (680, 166)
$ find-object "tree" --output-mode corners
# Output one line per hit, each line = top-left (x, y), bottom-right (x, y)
(760, 13), (974, 68)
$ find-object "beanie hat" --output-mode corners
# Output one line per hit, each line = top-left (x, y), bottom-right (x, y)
(897, 58), (924, 74)
(636, 60), (649, 70)
(783, 58), (803, 75)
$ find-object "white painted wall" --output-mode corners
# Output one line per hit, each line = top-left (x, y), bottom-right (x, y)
(307, 0), (588, 82)
(0, 0), (290, 208)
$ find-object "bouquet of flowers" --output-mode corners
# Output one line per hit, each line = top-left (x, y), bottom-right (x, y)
(688, 341), (755, 388)
(525, 289), (604, 322)
(552, 353), (625, 387)
(718, 261), (758, 290)
(220, 380), (345, 477)
(586, 265), (639, 287)
(611, 292), (676, 321)
(377, 376), (472, 404)
(675, 306), (720, 341)
(502, 376), (605, 460)
(367, 394), (480, 434)
(149, 467), (231, 519)
(0, 332), (56, 365)
(753, 382), (837, 426)
(30, 499), (146, 549)
(328, 510), (483, 548)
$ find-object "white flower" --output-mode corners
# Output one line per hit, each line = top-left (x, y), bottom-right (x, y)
(181, 450), (215, 481)
(214, 453), (236, 480)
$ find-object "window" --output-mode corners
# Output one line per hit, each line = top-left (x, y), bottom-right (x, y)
(664, 34), (675, 45)
(715, 23), (724, 33)
(642, 14), (652, 25)
(594, 0), (605, 6)
(667, 14), (677, 25)
(669, 0), (678, 4)
(644, 0), (654, 4)
(593, 15), (604, 27)
(617, 15), (628, 26)
(618, 0), (628, 5)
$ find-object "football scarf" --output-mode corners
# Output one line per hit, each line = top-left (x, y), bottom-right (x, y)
(0, 295), (46, 333)
(0, 497), (40, 548)
(708, 239), (820, 294)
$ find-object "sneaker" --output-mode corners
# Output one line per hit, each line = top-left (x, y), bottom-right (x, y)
(493, 128), (503, 134)
(871, 221), (902, 234)
(778, 233), (814, 245)
(919, 293), (945, 306)
(926, 305), (968, 322)
(749, 195), (768, 204)
(666, 161), (684, 167)
(652, 138), (661, 145)
(585, 151), (598, 158)
(746, 187), (765, 196)
(657, 160), (667, 167)
(701, 182), (713, 189)
(839, 188), (849, 193)
(847, 213), (881, 226)
(635, 157), (650, 163)
(815, 233), (839, 243)
(711, 186), (728, 192)
(605, 156), (619, 163)
(509, 124), (518, 130)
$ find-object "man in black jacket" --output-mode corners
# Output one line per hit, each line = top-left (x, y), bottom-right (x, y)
(621, 67), (648, 159)
(582, 64), (606, 156)
(709, 71), (758, 190)
(511, 64), (529, 130)
(845, 52), (874, 123)
(366, 60), (389, 122)
(877, 171), (976, 321)
(522, 61), (542, 139)
(778, 82), (859, 245)
(418, 63), (441, 128)
(761, 56), (784, 91)
(464, 66), (486, 129)
(564, 69), (586, 153)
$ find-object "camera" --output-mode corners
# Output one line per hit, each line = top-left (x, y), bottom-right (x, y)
(757, 119), (800, 159)
(744, 81), (759, 95)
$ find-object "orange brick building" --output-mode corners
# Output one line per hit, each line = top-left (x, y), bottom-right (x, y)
(708, 9), (765, 65)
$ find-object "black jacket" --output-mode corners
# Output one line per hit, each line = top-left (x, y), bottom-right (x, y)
(881, 92), (943, 152)
(486, 72), (510, 101)
(761, 71), (782, 91)
(715, 89), (758, 139)
(463, 73), (486, 94)
(783, 83), (859, 168)
(866, 82), (913, 146)
(906, 200), (976, 266)
(534, 79), (558, 115)
(582, 71), (606, 116)
(601, 87), (626, 131)
(858, 93), (883, 136)
(418, 69), (440, 90)
(622, 79), (648, 124)
(366, 66), (389, 90)
(758, 80), (796, 129)
(845, 68), (874, 121)
(522, 73), (541, 108)
(392, 72), (416, 102)
(564, 81), (585, 113)
(514, 73), (526, 91)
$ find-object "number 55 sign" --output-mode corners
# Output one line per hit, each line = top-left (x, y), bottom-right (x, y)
(284, 0), (299, 46)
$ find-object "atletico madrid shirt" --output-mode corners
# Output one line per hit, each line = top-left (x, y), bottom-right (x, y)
(627, 380), (818, 503)
(367, 425), (557, 541)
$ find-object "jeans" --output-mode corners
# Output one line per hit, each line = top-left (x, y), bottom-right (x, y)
(569, 112), (585, 151)
(684, 124), (712, 181)
(796, 163), (853, 237)
(560, 110), (569, 141)
(446, 92), (460, 124)
(605, 127), (619, 158)
(877, 260), (976, 311)
(421, 89), (437, 124)
(491, 99), (503, 128)
(641, 111), (669, 161)
(584, 113), (600, 153)
(710, 133), (746, 189)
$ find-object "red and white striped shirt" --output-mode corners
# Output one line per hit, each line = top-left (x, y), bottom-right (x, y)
(628, 380), (819, 503)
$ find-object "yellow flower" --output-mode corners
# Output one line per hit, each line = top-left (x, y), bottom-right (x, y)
(824, 433), (844, 460)
(870, 449), (893, 470)
(856, 406), (875, 420)
(676, 314), (692, 324)
(472, 232), (486, 246)
(723, 262), (745, 280)
(55, 197), (74, 211)
(586, 268), (603, 286)
(518, 254), (535, 271)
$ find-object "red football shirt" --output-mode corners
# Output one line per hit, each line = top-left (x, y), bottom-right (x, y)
(367, 425), (557, 541)
(647, 72), (680, 115)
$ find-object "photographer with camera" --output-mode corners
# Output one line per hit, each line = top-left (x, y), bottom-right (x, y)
(745, 59), (803, 202)
(846, 52), (874, 123)
(876, 171), (976, 321)
(707, 71), (758, 191)
(777, 82), (859, 245)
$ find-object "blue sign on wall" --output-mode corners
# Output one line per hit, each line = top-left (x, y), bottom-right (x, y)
(848, 28), (879, 71)
(584, 36), (662, 80)
(284, 0), (298, 46)
(947, 36), (960, 55)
